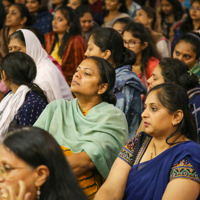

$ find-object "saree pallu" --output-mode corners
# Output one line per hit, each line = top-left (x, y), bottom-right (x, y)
(124, 141), (200, 200)
(61, 146), (102, 199)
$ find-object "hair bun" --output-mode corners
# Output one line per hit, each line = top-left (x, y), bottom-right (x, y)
(102, 92), (116, 105)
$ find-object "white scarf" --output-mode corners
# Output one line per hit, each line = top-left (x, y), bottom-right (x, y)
(18, 29), (73, 103)
(0, 85), (30, 142)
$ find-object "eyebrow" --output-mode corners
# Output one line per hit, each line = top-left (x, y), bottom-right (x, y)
(77, 66), (94, 72)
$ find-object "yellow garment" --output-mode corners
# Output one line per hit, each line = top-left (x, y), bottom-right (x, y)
(82, 110), (89, 116)
(61, 146), (102, 199)
(51, 42), (62, 65)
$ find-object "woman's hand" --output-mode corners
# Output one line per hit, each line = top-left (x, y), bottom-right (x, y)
(0, 180), (31, 200)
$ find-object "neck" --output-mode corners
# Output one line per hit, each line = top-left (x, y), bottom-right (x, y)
(193, 20), (200, 30)
(8, 26), (24, 36)
(166, 14), (174, 23)
(76, 95), (102, 113)
(57, 33), (65, 42)
(10, 84), (20, 94)
(108, 9), (120, 16)
(134, 52), (142, 66)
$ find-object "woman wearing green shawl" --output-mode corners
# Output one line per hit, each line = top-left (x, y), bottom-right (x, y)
(34, 56), (128, 198)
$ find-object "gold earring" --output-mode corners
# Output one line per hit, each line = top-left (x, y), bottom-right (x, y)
(98, 91), (101, 95)
(37, 187), (41, 200)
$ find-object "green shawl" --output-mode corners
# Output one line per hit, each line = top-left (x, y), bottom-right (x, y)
(34, 98), (128, 178)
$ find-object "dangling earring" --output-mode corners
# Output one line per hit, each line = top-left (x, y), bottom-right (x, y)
(66, 29), (69, 33)
(117, 5), (120, 10)
(37, 187), (41, 200)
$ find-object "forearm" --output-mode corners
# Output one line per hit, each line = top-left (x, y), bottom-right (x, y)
(66, 152), (96, 177)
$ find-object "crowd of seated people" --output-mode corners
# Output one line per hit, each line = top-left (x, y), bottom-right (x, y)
(0, 0), (200, 199)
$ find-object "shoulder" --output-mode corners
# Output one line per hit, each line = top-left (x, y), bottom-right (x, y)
(47, 98), (75, 109)
(23, 91), (46, 106)
(147, 57), (160, 68)
(68, 35), (86, 44)
(44, 32), (55, 39)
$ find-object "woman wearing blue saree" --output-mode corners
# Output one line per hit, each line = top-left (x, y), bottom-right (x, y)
(95, 83), (200, 200)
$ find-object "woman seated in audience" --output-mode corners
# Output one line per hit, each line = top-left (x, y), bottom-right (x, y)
(0, 127), (89, 200)
(173, 32), (200, 79)
(0, 3), (35, 59)
(135, 6), (170, 58)
(45, 6), (87, 84)
(76, 5), (98, 43)
(94, 0), (129, 27)
(147, 58), (200, 143)
(0, 52), (47, 141)
(157, 0), (185, 41)
(171, 0), (200, 53)
(122, 22), (161, 88)
(8, 29), (73, 102)
(95, 83), (200, 200)
(112, 17), (132, 35)
(26, 0), (53, 34)
(85, 28), (146, 138)
(34, 56), (129, 198)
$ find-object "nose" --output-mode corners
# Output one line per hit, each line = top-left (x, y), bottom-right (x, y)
(134, 15), (138, 22)
(147, 76), (152, 85)
(141, 107), (148, 119)
(84, 48), (89, 57)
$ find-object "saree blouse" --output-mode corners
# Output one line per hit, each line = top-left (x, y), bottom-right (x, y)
(118, 132), (200, 200)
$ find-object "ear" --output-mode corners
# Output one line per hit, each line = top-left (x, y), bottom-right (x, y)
(20, 16), (27, 25)
(172, 109), (184, 126)
(101, 50), (111, 60)
(98, 83), (108, 95)
(1, 70), (7, 82)
(141, 42), (148, 50)
(34, 165), (50, 187)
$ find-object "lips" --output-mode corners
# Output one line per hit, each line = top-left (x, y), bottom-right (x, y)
(71, 80), (80, 85)
(144, 122), (150, 127)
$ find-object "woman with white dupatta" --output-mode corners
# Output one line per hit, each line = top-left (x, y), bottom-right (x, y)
(8, 29), (73, 103)
(0, 52), (47, 142)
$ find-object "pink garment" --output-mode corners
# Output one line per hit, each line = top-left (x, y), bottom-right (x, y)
(48, 55), (65, 77)
(0, 80), (8, 94)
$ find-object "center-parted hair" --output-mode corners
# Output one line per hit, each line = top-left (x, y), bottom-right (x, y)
(1, 52), (47, 103)
(91, 27), (136, 68)
(3, 127), (89, 200)
(52, 6), (82, 58)
(85, 56), (116, 105)
(148, 83), (197, 144)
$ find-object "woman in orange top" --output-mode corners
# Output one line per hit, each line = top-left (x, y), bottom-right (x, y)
(122, 22), (161, 89)
(45, 6), (87, 84)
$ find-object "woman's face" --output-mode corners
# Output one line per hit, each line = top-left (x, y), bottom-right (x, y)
(6, 5), (25, 27)
(67, 0), (81, 10)
(161, 0), (173, 15)
(141, 90), (175, 138)
(52, 10), (70, 34)
(0, 145), (37, 200)
(2, 0), (12, 13)
(147, 65), (165, 90)
(8, 38), (26, 53)
(70, 59), (104, 97)
(79, 12), (93, 33)
(190, 1), (200, 21)
(173, 41), (197, 69)
(85, 35), (105, 58)
(123, 31), (143, 55)
(105, 0), (121, 11)
(135, 9), (150, 27)
(26, 0), (40, 15)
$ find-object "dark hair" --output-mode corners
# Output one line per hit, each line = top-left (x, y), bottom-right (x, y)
(175, 32), (200, 60)
(0, 2), (7, 30)
(160, 0), (183, 22)
(1, 52), (48, 103)
(85, 56), (116, 105)
(179, 0), (200, 34)
(103, 0), (127, 17)
(148, 83), (197, 144)
(75, 4), (94, 18)
(28, 27), (45, 48)
(141, 6), (156, 30)
(123, 22), (161, 75)
(26, 0), (48, 13)
(112, 17), (132, 27)
(3, 127), (89, 200)
(8, 29), (25, 45)
(10, 3), (36, 27)
(52, 6), (82, 58)
(159, 58), (199, 91)
(91, 27), (136, 68)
